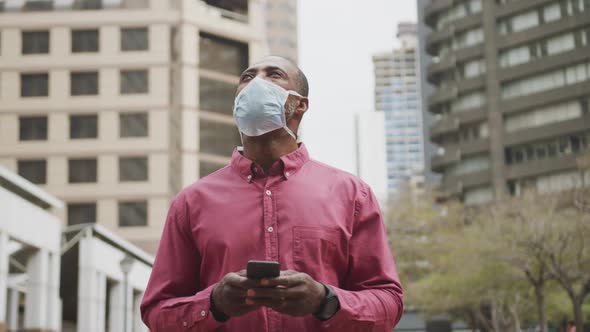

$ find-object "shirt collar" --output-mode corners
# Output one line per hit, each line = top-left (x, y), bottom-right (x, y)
(231, 143), (310, 182)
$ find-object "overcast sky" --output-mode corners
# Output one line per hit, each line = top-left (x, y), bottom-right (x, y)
(298, 0), (418, 173)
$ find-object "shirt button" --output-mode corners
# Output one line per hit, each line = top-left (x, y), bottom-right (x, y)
(265, 190), (272, 196)
(267, 226), (274, 233)
(247, 175), (252, 181)
(182, 321), (188, 326)
(201, 310), (206, 317)
(285, 172), (291, 177)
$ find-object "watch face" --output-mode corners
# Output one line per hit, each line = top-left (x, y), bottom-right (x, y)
(321, 297), (340, 319)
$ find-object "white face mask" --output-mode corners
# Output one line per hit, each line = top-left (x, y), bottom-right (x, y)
(233, 76), (302, 140)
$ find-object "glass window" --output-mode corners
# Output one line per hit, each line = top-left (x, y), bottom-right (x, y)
(23, 0), (53, 11)
(199, 32), (248, 76)
(121, 27), (148, 51)
(119, 156), (148, 182)
(21, 73), (49, 97)
(120, 69), (148, 94)
(71, 29), (99, 53)
(199, 77), (237, 115)
(19, 116), (47, 140)
(199, 119), (241, 157)
(68, 158), (97, 183)
(119, 201), (147, 227)
(71, 71), (99, 95)
(73, 0), (102, 9)
(22, 31), (49, 54)
(120, 112), (148, 137)
(200, 161), (225, 177)
(543, 3), (562, 22)
(512, 11), (539, 32)
(18, 159), (46, 184)
(546, 33), (575, 55)
(70, 114), (98, 139)
(67, 202), (96, 225)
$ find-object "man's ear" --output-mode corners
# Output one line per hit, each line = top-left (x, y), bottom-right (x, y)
(296, 97), (309, 117)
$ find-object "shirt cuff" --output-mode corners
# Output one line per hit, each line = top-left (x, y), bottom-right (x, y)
(319, 286), (375, 331)
(157, 283), (225, 331)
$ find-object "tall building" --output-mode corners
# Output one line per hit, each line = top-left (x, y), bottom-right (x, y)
(422, 0), (590, 205)
(0, 0), (269, 254)
(354, 111), (388, 205)
(265, 0), (298, 63)
(373, 22), (426, 194)
(417, 0), (440, 186)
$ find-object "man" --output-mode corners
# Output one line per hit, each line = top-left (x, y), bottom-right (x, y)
(140, 56), (403, 331)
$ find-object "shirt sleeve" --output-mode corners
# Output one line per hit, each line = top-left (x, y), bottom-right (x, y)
(140, 192), (224, 331)
(321, 184), (404, 332)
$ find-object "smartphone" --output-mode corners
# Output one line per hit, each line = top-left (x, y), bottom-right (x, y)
(247, 260), (280, 279)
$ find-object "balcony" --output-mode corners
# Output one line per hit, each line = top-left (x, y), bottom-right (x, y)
(0, 0), (150, 11)
(428, 86), (457, 109)
(504, 115), (590, 147)
(426, 29), (452, 55)
(424, 0), (453, 27)
(500, 81), (590, 115)
(427, 56), (455, 84)
(505, 154), (583, 180)
(432, 146), (461, 172)
(430, 116), (460, 141)
(442, 169), (491, 194)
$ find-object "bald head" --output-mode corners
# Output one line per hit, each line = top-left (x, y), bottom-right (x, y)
(238, 55), (309, 97)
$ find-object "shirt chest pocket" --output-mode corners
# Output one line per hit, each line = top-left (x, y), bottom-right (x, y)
(292, 226), (343, 283)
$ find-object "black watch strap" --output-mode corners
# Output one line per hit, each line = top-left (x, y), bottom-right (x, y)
(313, 283), (340, 321)
(209, 293), (230, 322)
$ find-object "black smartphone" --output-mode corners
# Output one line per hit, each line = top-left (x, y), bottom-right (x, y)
(247, 260), (280, 279)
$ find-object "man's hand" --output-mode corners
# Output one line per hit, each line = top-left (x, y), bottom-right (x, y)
(211, 270), (261, 317)
(244, 270), (326, 316)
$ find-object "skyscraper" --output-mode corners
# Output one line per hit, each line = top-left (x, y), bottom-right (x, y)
(373, 22), (426, 194)
(421, 0), (590, 205)
(265, 0), (298, 63)
(0, 0), (269, 253)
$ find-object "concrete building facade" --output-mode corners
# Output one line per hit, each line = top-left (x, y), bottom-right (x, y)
(422, 0), (590, 204)
(373, 23), (426, 194)
(0, 166), (63, 332)
(0, 0), (269, 253)
(265, 0), (298, 63)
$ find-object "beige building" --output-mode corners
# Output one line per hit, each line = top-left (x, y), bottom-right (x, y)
(265, 0), (298, 63)
(0, 0), (269, 254)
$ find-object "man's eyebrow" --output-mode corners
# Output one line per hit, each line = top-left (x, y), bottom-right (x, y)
(240, 68), (257, 77)
(264, 66), (289, 77)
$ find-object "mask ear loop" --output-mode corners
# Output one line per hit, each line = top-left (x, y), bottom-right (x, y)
(284, 91), (303, 141)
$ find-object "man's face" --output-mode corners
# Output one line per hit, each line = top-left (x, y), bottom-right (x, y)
(236, 56), (299, 96)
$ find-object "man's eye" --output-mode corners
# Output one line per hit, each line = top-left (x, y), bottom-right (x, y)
(270, 72), (282, 78)
(241, 74), (254, 81)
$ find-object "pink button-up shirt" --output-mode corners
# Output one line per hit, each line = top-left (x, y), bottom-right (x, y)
(141, 144), (403, 331)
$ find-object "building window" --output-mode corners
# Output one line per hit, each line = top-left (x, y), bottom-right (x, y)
(73, 0), (102, 10)
(21, 73), (49, 97)
(22, 31), (49, 54)
(119, 156), (148, 182)
(120, 70), (148, 94)
(199, 119), (241, 157)
(71, 71), (99, 96)
(18, 159), (47, 184)
(121, 27), (148, 51)
(71, 29), (99, 53)
(68, 158), (97, 183)
(120, 112), (148, 137)
(504, 100), (583, 132)
(199, 32), (248, 76)
(70, 114), (98, 139)
(19, 116), (48, 141)
(23, 0), (54, 11)
(199, 77), (236, 115)
(200, 161), (225, 177)
(67, 202), (96, 225)
(119, 201), (147, 227)
(505, 131), (590, 165)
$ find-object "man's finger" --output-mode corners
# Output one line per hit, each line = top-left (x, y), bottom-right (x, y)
(245, 287), (298, 300)
(225, 273), (260, 289)
(260, 273), (303, 288)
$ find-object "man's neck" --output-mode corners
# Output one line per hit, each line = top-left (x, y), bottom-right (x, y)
(242, 130), (299, 174)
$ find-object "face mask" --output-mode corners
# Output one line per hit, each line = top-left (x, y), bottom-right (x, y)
(233, 76), (302, 140)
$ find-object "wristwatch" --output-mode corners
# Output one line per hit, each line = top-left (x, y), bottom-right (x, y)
(313, 283), (340, 321)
